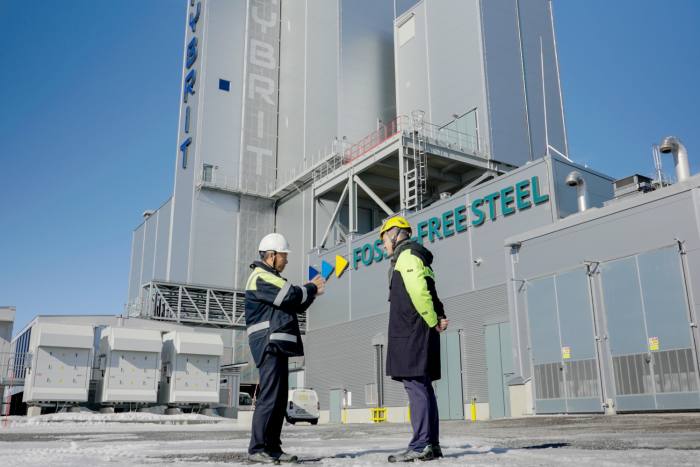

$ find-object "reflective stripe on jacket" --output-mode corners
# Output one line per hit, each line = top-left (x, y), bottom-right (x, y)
(386, 240), (446, 381)
(245, 261), (317, 367)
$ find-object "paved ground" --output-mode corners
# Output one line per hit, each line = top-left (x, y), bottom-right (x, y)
(2, 413), (700, 465)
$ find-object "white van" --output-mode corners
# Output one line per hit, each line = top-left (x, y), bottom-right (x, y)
(286, 388), (320, 425)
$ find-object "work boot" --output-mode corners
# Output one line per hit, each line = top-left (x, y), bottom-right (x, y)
(273, 452), (299, 463)
(388, 445), (435, 462)
(247, 452), (280, 464)
(431, 444), (443, 458)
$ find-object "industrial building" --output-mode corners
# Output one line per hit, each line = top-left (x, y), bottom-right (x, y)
(4, 0), (697, 422)
(125, 0), (698, 421)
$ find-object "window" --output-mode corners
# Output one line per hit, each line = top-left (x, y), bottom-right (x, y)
(203, 164), (213, 182)
(219, 79), (230, 91)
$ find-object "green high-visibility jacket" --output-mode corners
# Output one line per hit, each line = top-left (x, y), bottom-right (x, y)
(386, 240), (446, 381)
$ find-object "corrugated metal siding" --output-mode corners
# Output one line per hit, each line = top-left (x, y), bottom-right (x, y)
(306, 283), (509, 408)
(306, 313), (407, 410)
(443, 284), (508, 403)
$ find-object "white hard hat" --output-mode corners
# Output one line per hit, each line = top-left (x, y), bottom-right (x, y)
(258, 233), (291, 253)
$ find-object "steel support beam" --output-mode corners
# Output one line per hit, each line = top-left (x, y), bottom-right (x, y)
(354, 175), (394, 217)
(319, 180), (350, 249)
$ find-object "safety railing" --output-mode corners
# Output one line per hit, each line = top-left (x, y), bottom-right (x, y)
(419, 121), (480, 156)
(197, 114), (481, 197)
(341, 116), (407, 164)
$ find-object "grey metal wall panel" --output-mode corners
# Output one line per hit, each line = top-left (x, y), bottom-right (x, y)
(153, 199), (172, 281)
(527, 276), (560, 364)
(339, 0), (396, 142)
(277, 0), (308, 178)
(515, 191), (700, 282)
(196, 0), (246, 181)
(275, 187), (308, 286)
(307, 245), (351, 329)
(128, 225), (145, 304)
(303, 0), (340, 161)
(426, 0), (488, 129)
(239, 0), (281, 186)
(400, 191), (474, 298)
(349, 250), (391, 321)
(395, 1), (430, 120)
(510, 177), (700, 413)
(306, 312), (407, 410)
(468, 161), (555, 289)
(189, 191), (240, 288)
(235, 197), (275, 289)
(480, 0), (531, 165)
(443, 285), (508, 404)
(552, 158), (614, 218)
(517, 0), (567, 157)
(141, 214), (158, 288)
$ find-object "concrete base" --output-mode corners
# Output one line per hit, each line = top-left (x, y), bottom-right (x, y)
(165, 407), (181, 415)
(99, 407), (115, 414)
(200, 408), (217, 417)
(27, 406), (42, 417)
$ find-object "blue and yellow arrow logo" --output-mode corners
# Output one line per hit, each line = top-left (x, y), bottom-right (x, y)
(309, 255), (350, 280)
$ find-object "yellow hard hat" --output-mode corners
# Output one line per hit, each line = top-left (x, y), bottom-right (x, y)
(379, 216), (411, 239)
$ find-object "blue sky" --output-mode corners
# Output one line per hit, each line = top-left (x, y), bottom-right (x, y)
(1, 0), (699, 333)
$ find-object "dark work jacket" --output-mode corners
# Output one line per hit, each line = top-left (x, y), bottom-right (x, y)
(244, 261), (317, 367)
(386, 240), (446, 381)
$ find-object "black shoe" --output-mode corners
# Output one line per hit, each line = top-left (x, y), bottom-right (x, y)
(431, 444), (443, 458)
(247, 452), (279, 464)
(388, 445), (435, 462)
(273, 452), (299, 463)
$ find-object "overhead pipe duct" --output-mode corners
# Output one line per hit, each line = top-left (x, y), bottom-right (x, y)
(659, 136), (690, 182)
(565, 171), (588, 212)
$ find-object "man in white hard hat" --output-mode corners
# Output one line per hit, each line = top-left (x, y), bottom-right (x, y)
(245, 232), (325, 464)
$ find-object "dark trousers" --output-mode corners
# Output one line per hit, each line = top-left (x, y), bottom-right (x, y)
(249, 353), (289, 455)
(402, 376), (440, 451)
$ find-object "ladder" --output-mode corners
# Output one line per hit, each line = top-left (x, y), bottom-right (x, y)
(403, 129), (427, 211)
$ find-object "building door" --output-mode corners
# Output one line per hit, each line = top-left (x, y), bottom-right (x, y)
(434, 332), (463, 420)
(485, 322), (514, 418)
(526, 268), (603, 414)
(599, 245), (700, 411)
(329, 389), (343, 423)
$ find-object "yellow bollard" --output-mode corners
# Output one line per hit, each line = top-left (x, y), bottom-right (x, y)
(370, 407), (387, 423)
(470, 397), (477, 421)
(407, 404), (411, 423)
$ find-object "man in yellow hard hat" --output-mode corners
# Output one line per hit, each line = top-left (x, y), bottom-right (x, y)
(380, 216), (449, 463)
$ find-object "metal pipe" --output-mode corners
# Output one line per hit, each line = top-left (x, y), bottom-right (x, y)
(659, 136), (691, 182)
(565, 170), (588, 212)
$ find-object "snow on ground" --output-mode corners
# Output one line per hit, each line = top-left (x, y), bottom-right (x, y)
(2, 411), (243, 433)
(1, 413), (699, 466)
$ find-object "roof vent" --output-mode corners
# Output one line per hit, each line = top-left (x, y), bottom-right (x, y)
(659, 136), (690, 182)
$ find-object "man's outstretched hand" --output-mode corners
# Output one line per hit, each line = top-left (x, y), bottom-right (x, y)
(310, 275), (326, 295)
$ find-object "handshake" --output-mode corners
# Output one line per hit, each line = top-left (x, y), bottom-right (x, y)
(307, 275), (326, 295)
